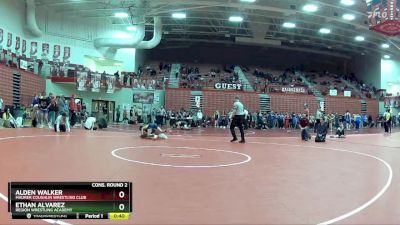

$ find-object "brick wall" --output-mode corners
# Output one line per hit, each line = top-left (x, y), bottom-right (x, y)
(325, 96), (361, 115)
(365, 99), (379, 118)
(164, 89), (379, 117)
(165, 89), (191, 111)
(165, 89), (260, 115)
(325, 97), (379, 117)
(269, 93), (319, 114)
(202, 90), (259, 116)
(0, 65), (13, 106)
(0, 65), (45, 107)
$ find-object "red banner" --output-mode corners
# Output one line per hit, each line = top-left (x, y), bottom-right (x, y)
(22, 40), (26, 53)
(53, 45), (60, 58)
(7, 33), (12, 47)
(15, 36), (20, 50)
(63, 46), (70, 59)
(42, 43), (49, 56)
(0, 29), (3, 44)
(30, 42), (37, 55)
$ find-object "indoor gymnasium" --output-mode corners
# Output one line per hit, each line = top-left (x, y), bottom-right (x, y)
(0, 0), (400, 224)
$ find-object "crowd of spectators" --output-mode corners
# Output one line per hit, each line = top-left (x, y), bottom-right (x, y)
(0, 92), (88, 130)
(1, 91), (399, 134)
(243, 66), (383, 99)
(178, 64), (245, 89)
(249, 68), (307, 93)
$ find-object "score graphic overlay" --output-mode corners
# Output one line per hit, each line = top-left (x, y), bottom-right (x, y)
(8, 182), (132, 220)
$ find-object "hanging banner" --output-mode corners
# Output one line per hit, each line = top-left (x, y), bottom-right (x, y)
(77, 71), (88, 91)
(15, 36), (20, 50)
(329, 89), (337, 96)
(214, 83), (243, 90)
(91, 73), (101, 92)
(0, 29), (3, 44)
(106, 75), (115, 94)
(63, 46), (70, 59)
(53, 45), (60, 58)
(30, 42), (37, 55)
(282, 86), (306, 93)
(22, 40), (26, 53)
(7, 32), (12, 47)
(344, 90), (352, 97)
(42, 43), (49, 56)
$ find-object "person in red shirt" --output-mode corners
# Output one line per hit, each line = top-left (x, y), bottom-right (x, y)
(284, 113), (290, 129)
(299, 114), (310, 141)
(69, 94), (77, 127)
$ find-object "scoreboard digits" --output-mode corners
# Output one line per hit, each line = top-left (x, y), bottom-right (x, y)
(8, 182), (132, 220)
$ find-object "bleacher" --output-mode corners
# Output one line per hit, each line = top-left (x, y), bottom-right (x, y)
(178, 63), (244, 90)
(243, 66), (308, 94)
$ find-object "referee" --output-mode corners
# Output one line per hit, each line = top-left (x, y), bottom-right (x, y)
(230, 96), (245, 143)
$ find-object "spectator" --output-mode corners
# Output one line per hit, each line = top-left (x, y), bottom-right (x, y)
(214, 110), (220, 127)
(114, 71), (120, 84)
(344, 110), (351, 130)
(57, 95), (66, 116)
(116, 105), (121, 123)
(48, 93), (57, 127)
(39, 92), (51, 128)
(69, 94), (77, 127)
(196, 109), (203, 127)
(123, 73), (128, 86)
(0, 97), (3, 117)
(38, 60), (43, 75)
(300, 114), (310, 141)
(314, 108), (322, 133)
(123, 106), (129, 124)
(2, 108), (16, 128)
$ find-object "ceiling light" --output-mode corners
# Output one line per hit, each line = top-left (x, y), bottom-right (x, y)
(342, 13), (355, 20)
(172, 12), (186, 19)
(384, 55), (391, 59)
(229, 16), (243, 22)
(302, 4), (318, 12)
(355, 36), (365, 41)
(319, 28), (331, 34)
(381, 43), (390, 48)
(114, 12), (129, 18)
(283, 22), (296, 28)
(240, 0), (256, 2)
(98, 58), (105, 61)
(340, 0), (355, 6)
(127, 26), (137, 31)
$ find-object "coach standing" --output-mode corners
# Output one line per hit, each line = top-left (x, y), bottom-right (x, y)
(230, 96), (245, 143)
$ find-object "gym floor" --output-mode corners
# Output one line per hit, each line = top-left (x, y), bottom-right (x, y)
(0, 126), (398, 225)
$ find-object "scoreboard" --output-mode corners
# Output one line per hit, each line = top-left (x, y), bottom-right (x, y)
(8, 182), (132, 220)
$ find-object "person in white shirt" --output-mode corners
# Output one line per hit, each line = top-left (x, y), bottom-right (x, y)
(196, 109), (203, 127)
(84, 117), (97, 130)
(0, 98), (3, 119)
(230, 96), (245, 143)
(0, 97), (3, 112)
(54, 112), (71, 132)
